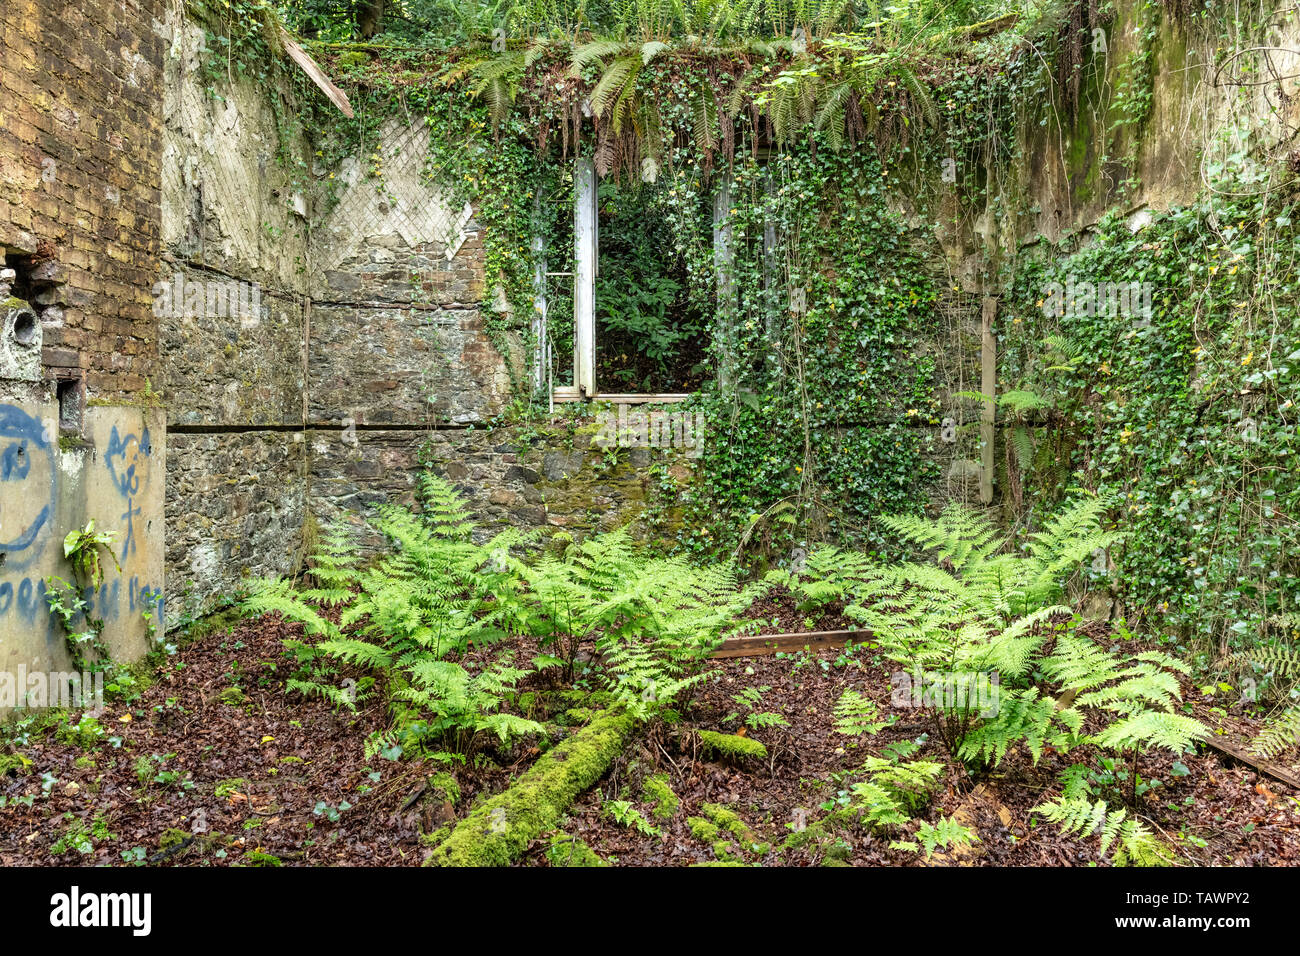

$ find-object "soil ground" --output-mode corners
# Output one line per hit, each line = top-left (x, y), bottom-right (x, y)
(2, 605), (1297, 867)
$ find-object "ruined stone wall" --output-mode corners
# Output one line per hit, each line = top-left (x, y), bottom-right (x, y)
(156, 32), (659, 621)
(159, 12), (311, 624)
(304, 116), (661, 549)
(158, 3), (1300, 628)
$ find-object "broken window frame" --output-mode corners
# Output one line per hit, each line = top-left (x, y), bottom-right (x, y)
(537, 157), (736, 406)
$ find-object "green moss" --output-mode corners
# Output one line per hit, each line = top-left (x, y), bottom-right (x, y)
(421, 825), (452, 847)
(428, 770), (461, 806)
(242, 850), (283, 867)
(158, 828), (191, 851)
(689, 804), (769, 862)
(687, 816), (719, 841)
(641, 774), (679, 820)
(215, 778), (249, 799)
(689, 860), (749, 867)
(180, 604), (246, 645)
(58, 435), (90, 452)
(562, 707), (597, 725)
(426, 709), (635, 867)
(0, 753), (33, 776)
(702, 803), (762, 846)
(545, 834), (608, 867)
(697, 730), (767, 761)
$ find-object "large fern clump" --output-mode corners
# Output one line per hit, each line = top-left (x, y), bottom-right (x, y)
(877, 495), (1120, 625)
(243, 474), (545, 759)
(244, 473), (764, 752)
(515, 526), (763, 718)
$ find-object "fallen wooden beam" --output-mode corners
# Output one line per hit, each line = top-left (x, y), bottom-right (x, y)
(280, 27), (354, 118)
(711, 628), (869, 659)
(1202, 736), (1300, 791)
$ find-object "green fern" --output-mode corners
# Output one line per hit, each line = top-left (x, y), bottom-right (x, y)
(891, 816), (979, 859)
(1035, 795), (1177, 866)
(242, 474), (542, 759)
(1251, 704), (1300, 758)
(832, 688), (891, 736)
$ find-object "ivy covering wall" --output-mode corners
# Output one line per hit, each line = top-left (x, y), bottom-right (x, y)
(194, 0), (1300, 664)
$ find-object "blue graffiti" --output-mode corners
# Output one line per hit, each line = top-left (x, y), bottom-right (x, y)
(0, 405), (56, 572)
(0, 572), (163, 637)
(105, 425), (151, 498)
(1, 440), (31, 480)
(0, 576), (50, 627)
(105, 425), (152, 562)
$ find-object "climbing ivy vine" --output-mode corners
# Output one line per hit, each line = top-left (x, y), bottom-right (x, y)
(196, 0), (1300, 665)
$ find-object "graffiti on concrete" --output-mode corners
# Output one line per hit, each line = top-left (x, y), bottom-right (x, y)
(105, 424), (153, 562)
(0, 404), (163, 638)
(0, 404), (56, 572)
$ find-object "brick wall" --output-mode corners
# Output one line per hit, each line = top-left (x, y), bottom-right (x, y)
(0, 0), (164, 403)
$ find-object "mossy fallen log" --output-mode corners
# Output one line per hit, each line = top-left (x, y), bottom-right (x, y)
(426, 709), (635, 867)
(697, 730), (767, 760)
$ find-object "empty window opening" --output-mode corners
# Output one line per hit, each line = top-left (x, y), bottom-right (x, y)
(57, 376), (84, 434)
(595, 179), (711, 394)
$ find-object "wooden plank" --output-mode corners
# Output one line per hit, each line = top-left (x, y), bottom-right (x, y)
(711, 628), (869, 659)
(979, 295), (997, 505)
(1203, 736), (1300, 791)
(279, 29), (354, 118)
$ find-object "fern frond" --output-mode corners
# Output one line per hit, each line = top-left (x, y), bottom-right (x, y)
(1251, 703), (1300, 758)
(1035, 795), (1176, 866)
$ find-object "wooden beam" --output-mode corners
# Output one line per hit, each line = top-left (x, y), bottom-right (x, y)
(711, 628), (869, 659)
(279, 29), (354, 118)
(980, 295), (997, 505)
(1202, 736), (1300, 791)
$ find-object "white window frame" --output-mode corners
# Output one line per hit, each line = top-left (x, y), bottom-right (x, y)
(543, 157), (734, 405)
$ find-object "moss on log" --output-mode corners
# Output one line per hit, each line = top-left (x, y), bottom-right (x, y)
(426, 709), (635, 867)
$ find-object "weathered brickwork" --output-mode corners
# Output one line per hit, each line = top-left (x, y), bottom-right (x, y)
(0, 0), (165, 403)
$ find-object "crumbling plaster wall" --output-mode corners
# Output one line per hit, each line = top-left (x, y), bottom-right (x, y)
(160, 12), (310, 624)
(158, 16), (665, 625)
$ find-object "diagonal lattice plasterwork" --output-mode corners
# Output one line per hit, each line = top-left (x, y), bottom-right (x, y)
(318, 117), (473, 270)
